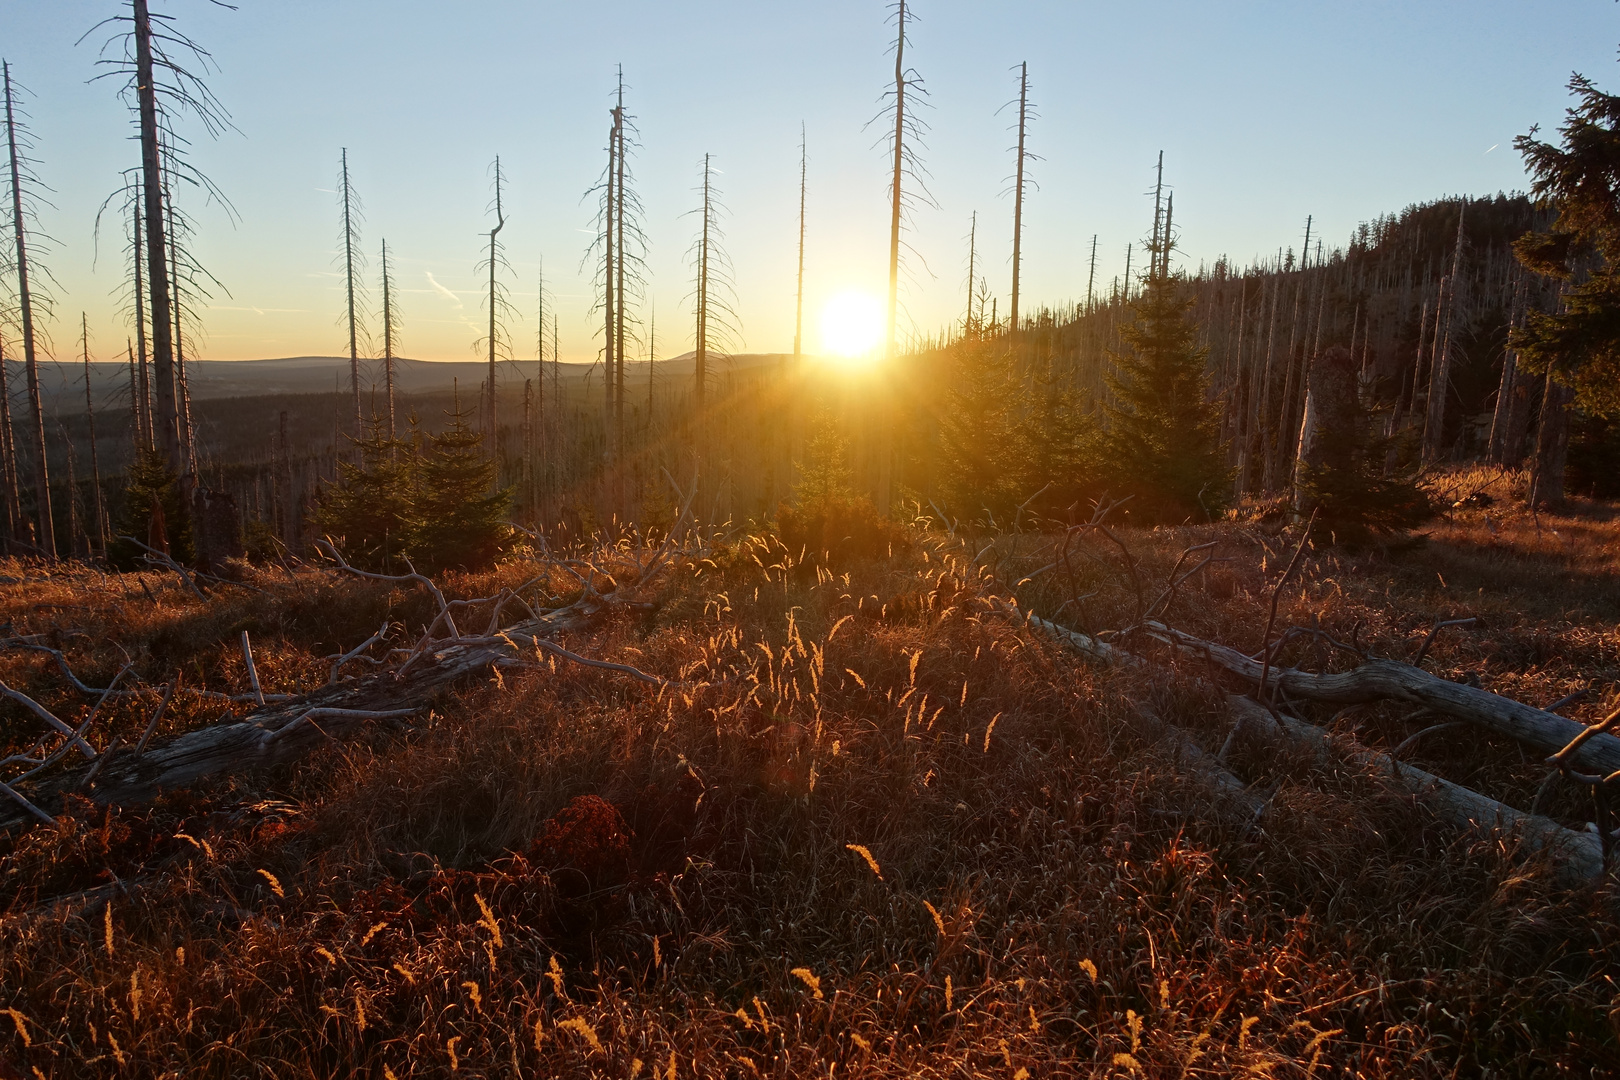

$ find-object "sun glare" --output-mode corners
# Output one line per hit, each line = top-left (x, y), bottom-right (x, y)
(819, 290), (884, 362)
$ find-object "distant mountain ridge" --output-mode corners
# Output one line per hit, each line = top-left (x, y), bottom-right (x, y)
(13, 352), (796, 411)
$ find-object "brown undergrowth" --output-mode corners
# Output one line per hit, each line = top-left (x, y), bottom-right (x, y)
(0, 495), (1617, 1076)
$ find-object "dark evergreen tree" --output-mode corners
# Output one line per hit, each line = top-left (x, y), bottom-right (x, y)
(108, 447), (191, 569)
(1020, 368), (1090, 523)
(779, 411), (892, 561)
(410, 403), (511, 573)
(1294, 353), (1431, 546)
(1513, 74), (1620, 419)
(311, 418), (416, 571)
(937, 341), (1026, 524)
(792, 411), (854, 507)
(1099, 276), (1230, 522)
(1567, 412), (1620, 497)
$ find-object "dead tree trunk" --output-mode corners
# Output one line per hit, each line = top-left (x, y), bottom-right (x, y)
(646, 304), (656, 445)
(1227, 696), (1603, 883)
(380, 238), (396, 441)
(521, 377), (533, 521)
(963, 210), (978, 336)
(126, 342), (141, 459)
(532, 263), (546, 525)
(1141, 620), (1620, 777)
(486, 157), (506, 462)
(1489, 347), (1536, 468)
(4, 62), (54, 557)
(1020, 610), (1606, 883)
(1499, 363), (1536, 469)
(167, 181), (195, 477)
(1008, 60), (1029, 339)
(1292, 345), (1358, 514)
(81, 315), (107, 553)
(341, 148), (363, 437)
(1149, 153), (1165, 281)
(1265, 275), (1306, 493)
(1489, 276), (1534, 467)
(1422, 205), (1467, 463)
(694, 153), (711, 474)
(795, 129), (807, 358)
(0, 340), (20, 546)
(787, 129), (807, 505)
(63, 431), (85, 559)
(0, 539), (691, 828)
(277, 410), (295, 549)
(1530, 366), (1574, 508)
(550, 315), (560, 520)
(613, 91), (627, 508)
(132, 184), (152, 450)
(879, 0), (909, 515)
(1229, 279), (1251, 489)
(603, 120), (619, 491)
(1249, 275), (1281, 493)
(191, 487), (242, 570)
(133, 0), (183, 484)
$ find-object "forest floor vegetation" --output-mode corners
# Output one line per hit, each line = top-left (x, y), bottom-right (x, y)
(0, 466), (1617, 1076)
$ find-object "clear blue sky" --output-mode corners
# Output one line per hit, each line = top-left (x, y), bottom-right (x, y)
(4, 0), (1617, 362)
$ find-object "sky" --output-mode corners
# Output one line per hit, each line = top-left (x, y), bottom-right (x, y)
(3, 0), (1618, 364)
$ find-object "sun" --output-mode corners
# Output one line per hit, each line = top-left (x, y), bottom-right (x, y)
(819, 290), (884, 362)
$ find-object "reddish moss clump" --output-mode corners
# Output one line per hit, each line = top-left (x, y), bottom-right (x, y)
(529, 794), (632, 891)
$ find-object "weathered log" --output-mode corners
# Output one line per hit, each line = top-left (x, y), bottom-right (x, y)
(1154, 721), (1267, 819)
(991, 603), (1259, 812)
(1139, 620), (1620, 777)
(1011, 607), (1607, 883)
(0, 598), (611, 830)
(1227, 697), (1604, 884)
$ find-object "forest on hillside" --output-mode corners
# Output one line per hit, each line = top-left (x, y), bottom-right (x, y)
(0, 2), (1612, 568)
(10, 185), (1620, 564)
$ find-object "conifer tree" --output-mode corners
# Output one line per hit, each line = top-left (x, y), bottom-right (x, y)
(109, 446), (190, 567)
(410, 399), (511, 573)
(1021, 368), (1089, 521)
(793, 411), (854, 508)
(311, 418), (414, 571)
(937, 340), (1025, 523)
(780, 410), (891, 561)
(1513, 73), (1620, 423)
(1294, 346), (1430, 545)
(1100, 275), (1230, 522)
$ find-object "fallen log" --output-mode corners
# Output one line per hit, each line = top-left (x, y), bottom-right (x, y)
(1227, 697), (1604, 884)
(1138, 620), (1620, 778)
(1006, 605), (1607, 884)
(1153, 720), (1267, 820)
(0, 594), (633, 830)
